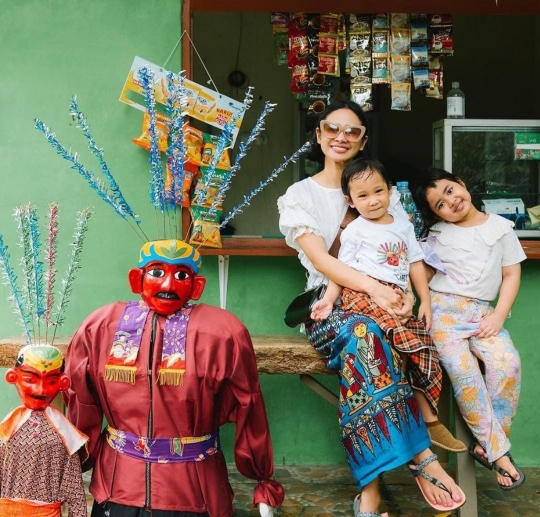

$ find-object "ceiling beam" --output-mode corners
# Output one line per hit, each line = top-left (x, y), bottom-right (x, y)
(189, 0), (540, 15)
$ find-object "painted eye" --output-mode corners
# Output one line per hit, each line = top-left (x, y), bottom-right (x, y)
(174, 271), (190, 280)
(148, 269), (164, 278)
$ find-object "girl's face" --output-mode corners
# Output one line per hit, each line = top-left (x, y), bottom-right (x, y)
(345, 170), (391, 222)
(425, 179), (474, 224)
(316, 108), (367, 165)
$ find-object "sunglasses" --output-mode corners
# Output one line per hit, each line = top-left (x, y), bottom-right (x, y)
(319, 121), (366, 142)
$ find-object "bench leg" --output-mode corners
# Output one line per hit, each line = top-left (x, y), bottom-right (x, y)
(453, 401), (478, 517)
(299, 374), (338, 407)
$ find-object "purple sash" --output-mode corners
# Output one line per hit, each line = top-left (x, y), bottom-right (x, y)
(106, 426), (220, 463)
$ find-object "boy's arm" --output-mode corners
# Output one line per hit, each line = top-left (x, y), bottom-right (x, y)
(409, 260), (432, 330)
(311, 280), (342, 320)
(476, 263), (521, 339)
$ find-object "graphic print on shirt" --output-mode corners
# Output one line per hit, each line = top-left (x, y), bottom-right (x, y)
(377, 240), (409, 284)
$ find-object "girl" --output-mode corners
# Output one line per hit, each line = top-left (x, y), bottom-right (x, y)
(278, 101), (465, 516)
(412, 167), (526, 490)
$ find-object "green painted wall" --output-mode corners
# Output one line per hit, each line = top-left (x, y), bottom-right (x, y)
(0, 1), (539, 472)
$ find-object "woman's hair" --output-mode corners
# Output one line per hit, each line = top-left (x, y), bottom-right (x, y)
(308, 100), (370, 164)
(341, 157), (390, 197)
(411, 167), (463, 235)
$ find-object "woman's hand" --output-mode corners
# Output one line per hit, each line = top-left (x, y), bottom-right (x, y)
(368, 281), (403, 316)
(393, 289), (414, 324)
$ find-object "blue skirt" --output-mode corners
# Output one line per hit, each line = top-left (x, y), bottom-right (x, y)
(306, 309), (431, 488)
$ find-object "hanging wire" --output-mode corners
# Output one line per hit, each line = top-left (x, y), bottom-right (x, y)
(178, 30), (220, 93)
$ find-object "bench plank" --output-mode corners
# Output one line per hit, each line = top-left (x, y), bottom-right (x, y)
(0, 335), (330, 375)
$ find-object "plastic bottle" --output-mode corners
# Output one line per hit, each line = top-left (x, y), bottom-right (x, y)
(396, 181), (422, 238)
(447, 81), (465, 119)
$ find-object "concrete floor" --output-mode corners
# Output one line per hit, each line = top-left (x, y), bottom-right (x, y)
(72, 463), (540, 516)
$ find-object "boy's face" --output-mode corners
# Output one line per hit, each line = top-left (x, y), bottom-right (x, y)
(345, 169), (391, 223)
(6, 365), (69, 410)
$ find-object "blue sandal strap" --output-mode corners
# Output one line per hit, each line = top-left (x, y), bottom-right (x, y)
(408, 454), (451, 495)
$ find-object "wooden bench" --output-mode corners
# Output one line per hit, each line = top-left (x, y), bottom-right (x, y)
(0, 335), (477, 517)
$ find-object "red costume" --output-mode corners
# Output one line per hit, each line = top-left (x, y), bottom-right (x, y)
(65, 301), (283, 516)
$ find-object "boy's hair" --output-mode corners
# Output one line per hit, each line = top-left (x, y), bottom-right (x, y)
(341, 157), (391, 197)
(411, 167), (462, 236)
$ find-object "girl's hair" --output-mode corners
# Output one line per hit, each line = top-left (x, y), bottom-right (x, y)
(308, 100), (371, 164)
(341, 157), (390, 197)
(411, 167), (463, 235)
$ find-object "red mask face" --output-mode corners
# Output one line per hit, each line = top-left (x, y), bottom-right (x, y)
(6, 365), (69, 410)
(137, 261), (197, 315)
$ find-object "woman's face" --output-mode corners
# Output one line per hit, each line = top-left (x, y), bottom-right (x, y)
(316, 108), (367, 165)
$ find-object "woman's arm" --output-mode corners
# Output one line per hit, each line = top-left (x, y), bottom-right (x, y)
(476, 263), (521, 339)
(297, 232), (406, 313)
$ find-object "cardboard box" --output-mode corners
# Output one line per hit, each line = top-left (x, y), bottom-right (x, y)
(482, 198), (525, 216)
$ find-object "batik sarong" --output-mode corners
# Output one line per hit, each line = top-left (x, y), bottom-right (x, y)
(306, 309), (431, 488)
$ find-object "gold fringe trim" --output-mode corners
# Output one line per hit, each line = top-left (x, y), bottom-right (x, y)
(104, 365), (137, 384)
(158, 369), (185, 386)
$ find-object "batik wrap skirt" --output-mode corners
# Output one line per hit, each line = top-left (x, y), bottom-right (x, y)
(306, 309), (431, 488)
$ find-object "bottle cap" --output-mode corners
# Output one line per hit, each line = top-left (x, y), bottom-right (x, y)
(452, 81), (459, 88)
(396, 181), (409, 188)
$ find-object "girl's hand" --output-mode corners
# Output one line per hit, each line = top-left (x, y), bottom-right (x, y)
(310, 299), (333, 321)
(417, 301), (432, 331)
(475, 312), (505, 339)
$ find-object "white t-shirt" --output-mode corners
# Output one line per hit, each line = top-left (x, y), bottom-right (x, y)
(278, 177), (407, 289)
(339, 215), (424, 290)
(428, 214), (527, 301)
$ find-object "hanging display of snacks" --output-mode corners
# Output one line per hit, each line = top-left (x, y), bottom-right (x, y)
(271, 11), (454, 112)
(317, 13), (341, 77)
(270, 12), (290, 66)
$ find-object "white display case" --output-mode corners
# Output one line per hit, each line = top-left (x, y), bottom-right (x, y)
(433, 119), (540, 238)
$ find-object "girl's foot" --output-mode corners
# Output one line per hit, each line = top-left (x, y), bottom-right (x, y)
(411, 449), (465, 509)
(493, 453), (526, 490)
(469, 441), (492, 469)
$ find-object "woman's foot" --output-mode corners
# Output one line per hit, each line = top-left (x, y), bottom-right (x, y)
(354, 478), (388, 516)
(411, 449), (465, 509)
(353, 494), (388, 517)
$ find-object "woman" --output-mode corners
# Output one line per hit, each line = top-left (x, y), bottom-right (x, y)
(278, 101), (464, 516)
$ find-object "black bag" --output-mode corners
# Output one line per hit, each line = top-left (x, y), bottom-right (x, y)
(283, 284), (326, 328)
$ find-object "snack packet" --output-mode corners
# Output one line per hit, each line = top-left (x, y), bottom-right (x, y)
(189, 205), (222, 249)
(132, 111), (170, 152)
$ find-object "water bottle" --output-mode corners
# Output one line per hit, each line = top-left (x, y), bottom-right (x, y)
(396, 181), (422, 237)
(447, 81), (465, 119)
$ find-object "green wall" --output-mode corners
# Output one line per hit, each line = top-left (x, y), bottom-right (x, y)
(0, 1), (539, 471)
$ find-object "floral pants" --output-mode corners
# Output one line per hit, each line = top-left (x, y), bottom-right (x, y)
(430, 291), (521, 462)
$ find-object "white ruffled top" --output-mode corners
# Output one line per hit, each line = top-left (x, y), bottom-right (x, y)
(427, 214), (526, 301)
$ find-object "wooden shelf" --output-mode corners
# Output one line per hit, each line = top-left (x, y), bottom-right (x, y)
(197, 237), (540, 259)
(520, 240), (540, 260)
(197, 237), (297, 257)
